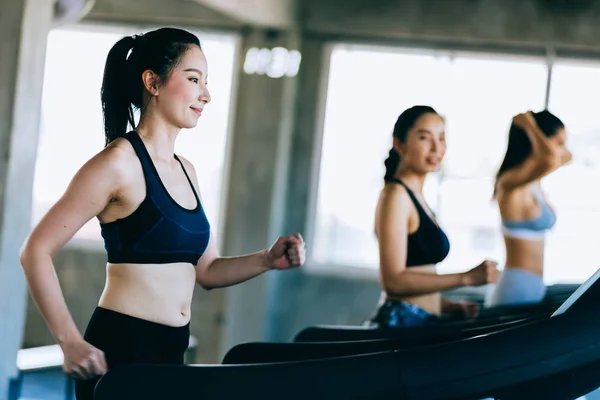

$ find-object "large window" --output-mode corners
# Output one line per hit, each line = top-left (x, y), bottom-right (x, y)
(312, 43), (598, 284)
(34, 25), (237, 245)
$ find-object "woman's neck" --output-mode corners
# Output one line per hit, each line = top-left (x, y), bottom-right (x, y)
(394, 170), (426, 193)
(135, 113), (180, 163)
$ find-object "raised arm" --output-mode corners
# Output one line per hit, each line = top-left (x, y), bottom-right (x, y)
(19, 144), (127, 379)
(377, 185), (496, 297)
(497, 112), (566, 193)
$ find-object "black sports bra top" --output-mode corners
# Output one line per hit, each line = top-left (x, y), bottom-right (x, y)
(100, 131), (211, 265)
(390, 178), (450, 267)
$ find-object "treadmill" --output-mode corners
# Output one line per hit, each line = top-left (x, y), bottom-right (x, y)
(293, 284), (578, 343)
(93, 269), (600, 400)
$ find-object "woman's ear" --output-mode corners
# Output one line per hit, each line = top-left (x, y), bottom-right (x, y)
(141, 69), (160, 96)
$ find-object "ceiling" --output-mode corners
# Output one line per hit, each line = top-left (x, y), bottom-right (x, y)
(190, 0), (297, 28)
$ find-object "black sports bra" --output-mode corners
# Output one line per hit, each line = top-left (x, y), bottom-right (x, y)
(100, 131), (211, 265)
(389, 178), (450, 267)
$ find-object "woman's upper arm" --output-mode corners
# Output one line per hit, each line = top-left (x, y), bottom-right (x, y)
(21, 147), (125, 258)
(497, 153), (560, 193)
(377, 187), (411, 290)
(194, 232), (219, 286)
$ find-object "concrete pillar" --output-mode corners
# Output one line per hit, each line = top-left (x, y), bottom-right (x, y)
(266, 37), (330, 342)
(0, 0), (53, 397)
(218, 27), (301, 356)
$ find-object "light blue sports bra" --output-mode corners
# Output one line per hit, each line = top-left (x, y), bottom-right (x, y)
(501, 186), (556, 240)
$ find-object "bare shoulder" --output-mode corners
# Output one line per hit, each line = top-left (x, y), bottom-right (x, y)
(379, 183), (412, 212)
(375, 183), (412, 230)
(77, 137), (142, 190)
(102, 138), (140, 171)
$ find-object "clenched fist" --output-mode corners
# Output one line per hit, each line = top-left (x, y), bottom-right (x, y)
(61, 339), (107, 380)
(266, 233), (306, 269)
(462, 260), (500, 286)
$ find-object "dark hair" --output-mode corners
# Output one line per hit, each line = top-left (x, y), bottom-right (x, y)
(493, 110), (565, 196)
(383, 105), (439, 182)
(101, 27), (201, 146)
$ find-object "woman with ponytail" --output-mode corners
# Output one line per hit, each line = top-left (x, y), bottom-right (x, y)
(20, 27), (306, 399)
(485, 111), (571, 307)
(366, 105), (499, 328)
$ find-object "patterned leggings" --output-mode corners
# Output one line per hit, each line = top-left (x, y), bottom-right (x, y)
(366, 300), (440, 328)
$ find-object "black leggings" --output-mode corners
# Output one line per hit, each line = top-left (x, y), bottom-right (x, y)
(75, 307), (190, 400)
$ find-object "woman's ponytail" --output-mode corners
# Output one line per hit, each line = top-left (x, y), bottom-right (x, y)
(101, 36), (136, 147)
(383, 148), (401, 182)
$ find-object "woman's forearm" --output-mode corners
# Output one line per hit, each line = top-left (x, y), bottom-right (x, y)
(20, 251), (82, 345)
(383, 270), (467, 297)
(198, 250), (272, 289)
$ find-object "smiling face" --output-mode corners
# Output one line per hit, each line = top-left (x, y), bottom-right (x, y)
(395, 112), (446, 174)
(148, 45), (211, 130)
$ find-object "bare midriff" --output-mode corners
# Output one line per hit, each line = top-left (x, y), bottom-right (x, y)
(503, 235), (545, 277)
(98, 262), (197, 327)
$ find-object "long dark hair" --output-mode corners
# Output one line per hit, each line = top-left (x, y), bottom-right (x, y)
(493, 110), (564, 196)
(101, 27), (201, 146)
(383, 105), (439, 182)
